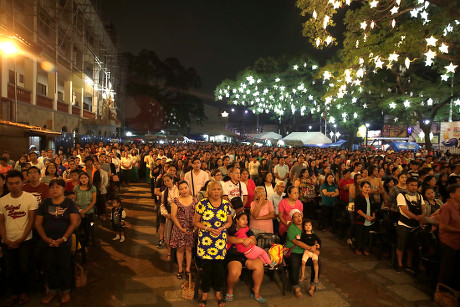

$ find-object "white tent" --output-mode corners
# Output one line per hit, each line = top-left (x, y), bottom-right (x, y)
(253, 132), (282, 140)
(283, 132), (332, 146)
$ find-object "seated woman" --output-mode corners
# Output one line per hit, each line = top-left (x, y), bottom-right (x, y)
(249, 186), (275, 235)
(226, 211), (266, 303)
(285, 209), (320, 298)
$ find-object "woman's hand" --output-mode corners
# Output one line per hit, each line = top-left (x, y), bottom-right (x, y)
(242, 238), (251, 247)
(209, 227), (221, 237)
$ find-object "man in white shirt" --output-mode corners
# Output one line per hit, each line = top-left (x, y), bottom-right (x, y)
(0, 170), (38, 304)
(184, 157), (210, 197)
(274, 157), (289, 184)
(223, 167), (248, 213)
(395, 177), (425, 272)
(28, 151), (44, 172)
(248, 156), (260, 181)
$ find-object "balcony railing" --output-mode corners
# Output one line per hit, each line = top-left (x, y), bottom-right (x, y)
(83, 110), (95, 119)
(72, 106), (80, 116)
(57, 101), (69, 113)
(36, 95), (53, 109)
(7, 84), (31, 104)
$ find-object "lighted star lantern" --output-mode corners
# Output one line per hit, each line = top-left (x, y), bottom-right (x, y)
(312, 10), (317, 19)
(293, 65), (298, 70)
(369, 0), (378, 8)
(424, 49), (436, 60)
(410, 9), (418, 17)
(441, 74), (449, 81)
(352, 97), (358, 103)
(426, 59), (434, 66)
(390, 6), (399, 14)
(221, 111), (229, 118)
(336, 132), (341, 138)
(445, 62), (458, 73)
(360, 21), (367, 30)
(316, 37), (321, 47)
(370, 21), (375, 29)
(419, 131), (425, 140)
(391, 19), (396, 28)
(394, 117), (398, 122)
(375, 58), (384, 69)
(363, 103), (368, 108)
(403, 100), (410, 108)
(389, 53), (399, 62)
(427, 98), (433, 106)
(405, 58), (411, 69)
(325, 36), (333, 45)
(426, 36), (438, 46)
(389, 102), (396, 109)
(323, 15), (330, 29)
(454, 99), (460, 106)
(353, 112), (358, 119)
(323, 71), (332, 80)
(439, 43), (449, 54)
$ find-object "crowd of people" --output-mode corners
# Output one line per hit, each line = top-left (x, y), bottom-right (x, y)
(0, 141), (459, 306)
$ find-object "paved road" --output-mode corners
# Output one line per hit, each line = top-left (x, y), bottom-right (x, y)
(12, 183), (436, 306)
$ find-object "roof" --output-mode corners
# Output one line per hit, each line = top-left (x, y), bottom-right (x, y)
(0, 120), (61, 136)
(283, 132), (332, 146)
(252, 132), (282, 140)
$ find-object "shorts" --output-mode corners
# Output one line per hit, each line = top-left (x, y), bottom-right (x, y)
(225, 252), (247, 267)
(302, 250), (318, 262)
(112, 224), (125, 232)
(396, 225), (416, 251)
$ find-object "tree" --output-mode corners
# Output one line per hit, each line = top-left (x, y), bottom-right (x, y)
(125, 50), (206, 134)
(215, 54), (327, 135)
(296, 0), (460, 148)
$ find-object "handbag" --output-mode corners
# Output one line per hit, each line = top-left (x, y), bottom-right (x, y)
(112, 175), (120, 182)
(283, 245), (295, 258)
(230, 181), (244, 210)
(75, 263), (87, 287)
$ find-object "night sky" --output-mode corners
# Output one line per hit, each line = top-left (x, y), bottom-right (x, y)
(97, 0), (315, 102)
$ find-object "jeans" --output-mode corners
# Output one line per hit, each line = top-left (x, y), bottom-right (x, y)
(302, 200), (316, 220)
(79, 213), (95, 248)
(319, 205), (333, 230)
(200, 259), (225, 293)
(3, 239), (34, 295)
(347, 211), (355, 239)
(354, 223), (370, 251)
(288, 253), (320, 288)
(44, 244), (72, 293)
(439, 243), (460, 290)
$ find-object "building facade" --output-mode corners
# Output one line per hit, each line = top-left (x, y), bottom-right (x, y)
(0, 0), (120, 144)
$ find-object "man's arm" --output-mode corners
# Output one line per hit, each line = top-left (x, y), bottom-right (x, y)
(439, 223), (460, 233)
(13, 210), (36, 246)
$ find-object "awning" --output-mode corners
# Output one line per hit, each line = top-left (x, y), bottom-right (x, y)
(387, 141), (420, 152)
(0, 119), (61, 135)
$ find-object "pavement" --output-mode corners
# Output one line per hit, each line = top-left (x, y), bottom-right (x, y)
(1, 183), (438, 307)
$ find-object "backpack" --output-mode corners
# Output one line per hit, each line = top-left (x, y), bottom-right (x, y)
(268, 244), (284, 265)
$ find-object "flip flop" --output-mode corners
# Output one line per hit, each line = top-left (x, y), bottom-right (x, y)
(217, 298), (226, 307)
(250, 293), (266, 303)
(198, 299), (207, 307)
(225, 293), (233, 302)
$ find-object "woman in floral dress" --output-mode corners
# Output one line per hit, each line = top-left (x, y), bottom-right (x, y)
(193, 180), (232, 307)
(170, 181), (197, 279)
(294, 169), (317, 219)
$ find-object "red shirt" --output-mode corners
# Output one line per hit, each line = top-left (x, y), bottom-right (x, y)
(65, 181), (77, 192)
(245, 179), (256, 208)
(0, 164), (12, 175)
(339, 178), (354, 202)
(23, 183), (50, 205)
(439, 198), (460, 250)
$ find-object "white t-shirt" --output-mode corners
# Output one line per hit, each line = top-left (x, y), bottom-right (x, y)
(397, 192), (425, 228)
(184, 170), (210, 196)
(30, 160), (45, 172)
(274, 164), (289, 183)
(223, 180), (248, 201)
(248, 161), (260, 176)
(0, 192), (38, 242)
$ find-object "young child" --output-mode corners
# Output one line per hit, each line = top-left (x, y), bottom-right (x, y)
(64, 190), (76, 202)
(299, 220), (321, 283)
(234, 225), (276, 268)
(110, 197), (126, 242)
(65, 170), (80, 192)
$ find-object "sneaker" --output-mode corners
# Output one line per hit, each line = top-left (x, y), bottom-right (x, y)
(120, 235), (125, 243)
(112, 234), (120, 241)
(156, 239), (165, 248)
(346, 238), (353, 246)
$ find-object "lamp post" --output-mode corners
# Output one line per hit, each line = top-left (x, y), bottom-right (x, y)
(365, 123), (370, 151)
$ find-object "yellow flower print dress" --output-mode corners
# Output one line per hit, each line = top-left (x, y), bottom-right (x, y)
(196, 198), (231, 260)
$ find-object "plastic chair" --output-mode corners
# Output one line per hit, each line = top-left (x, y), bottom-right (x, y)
(256, 233), (289, 296)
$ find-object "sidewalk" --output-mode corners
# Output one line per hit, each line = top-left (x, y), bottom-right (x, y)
(8, 183), (434, 306)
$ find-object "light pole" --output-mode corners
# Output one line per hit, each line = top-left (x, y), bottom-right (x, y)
(365, 123), (370, 150)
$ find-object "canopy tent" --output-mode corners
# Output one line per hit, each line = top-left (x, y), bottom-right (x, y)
(282, 132), (332, 146)
(308, 139), (347, 148)
(387, 141), (421, 152)
(253, 132), (282, 140)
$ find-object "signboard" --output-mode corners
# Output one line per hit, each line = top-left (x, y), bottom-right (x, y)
(440, 121), (460, 142)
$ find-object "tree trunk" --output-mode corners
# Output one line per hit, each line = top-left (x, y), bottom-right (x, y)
(422, 123), (432, 150)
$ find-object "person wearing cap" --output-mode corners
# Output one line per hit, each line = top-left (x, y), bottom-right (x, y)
(28, 151), (45, 172)
(284, 209), (320, 298)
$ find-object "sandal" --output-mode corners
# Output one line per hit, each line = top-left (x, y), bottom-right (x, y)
(250, 293), (267, 303)
(225, 293), (234, 302)
(308, 285), (316, 296)
(166, 254), (171, 261)
(198, 299), (207, 307)
(217, 298), (226, 307)
(176, 271), (183, 279)
(294, 287), (302, 298)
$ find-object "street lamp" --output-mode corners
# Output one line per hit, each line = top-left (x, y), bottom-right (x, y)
(0, 41), (18, 55)
(365, 123), (370, 150)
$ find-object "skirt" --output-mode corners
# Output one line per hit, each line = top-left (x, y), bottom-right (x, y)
(164, 218), (173, 242)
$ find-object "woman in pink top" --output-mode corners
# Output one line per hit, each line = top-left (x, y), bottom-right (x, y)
(250, 187), (275, 235)
(278, 186), (303, 236)
(241, 169), (256, 209)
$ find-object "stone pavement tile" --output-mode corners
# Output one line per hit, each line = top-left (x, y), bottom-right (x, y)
(375, 269), (415, 284)
(365, 272), (389, 285)
(348, 261), (379, 271)
(124, 276), (184, 290)
(320, 237), (343, 248)
(386, 284), (431, 302)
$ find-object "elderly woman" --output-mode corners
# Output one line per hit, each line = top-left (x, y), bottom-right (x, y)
(249, 186), (275, 235)
(226, 211), (266, 303)
(285, 209), (320, 298)
(35, 179), (80, 304)
(278, 186), (303, 237)
(193, 180), (232, 307)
